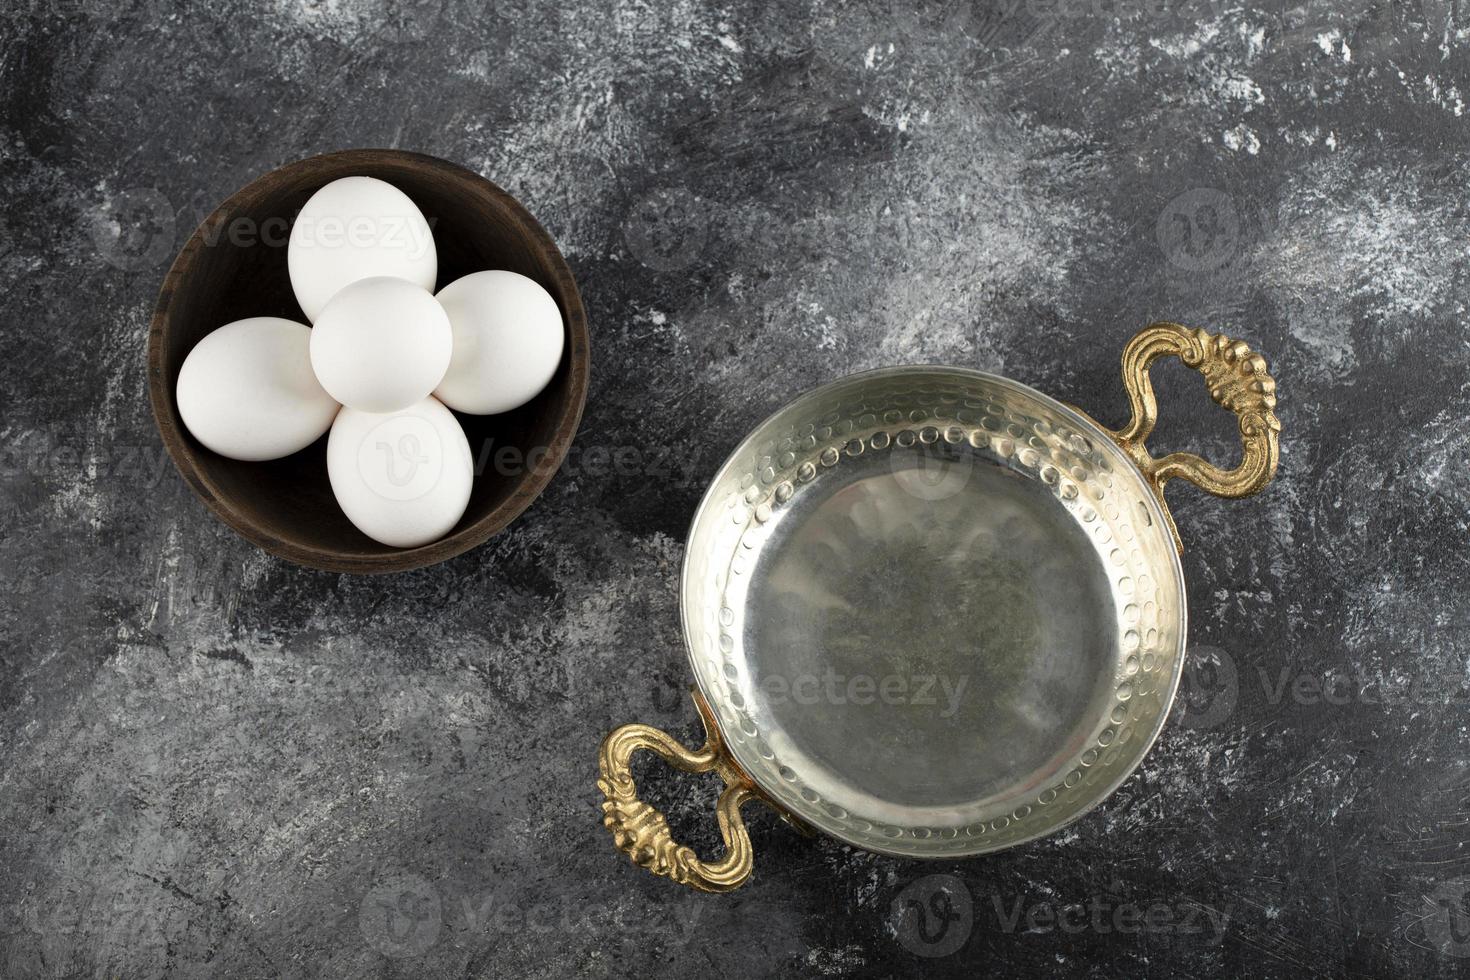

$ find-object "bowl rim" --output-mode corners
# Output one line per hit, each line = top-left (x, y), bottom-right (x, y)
(147, 148), (590, 574)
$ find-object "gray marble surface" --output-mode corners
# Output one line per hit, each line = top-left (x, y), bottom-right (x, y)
(2, 1), (1468, 977)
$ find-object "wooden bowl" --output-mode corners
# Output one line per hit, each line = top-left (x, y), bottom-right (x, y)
(148, 149), (590, 573)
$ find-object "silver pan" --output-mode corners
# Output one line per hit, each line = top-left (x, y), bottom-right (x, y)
(597, 322), (1280, 892)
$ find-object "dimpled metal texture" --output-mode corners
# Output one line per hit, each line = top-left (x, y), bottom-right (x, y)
(681, 367), (1186, 857)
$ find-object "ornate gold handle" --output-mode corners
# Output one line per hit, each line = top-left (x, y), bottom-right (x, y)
(1102, 322), (1281, 550)
(597, 691), (762, 893)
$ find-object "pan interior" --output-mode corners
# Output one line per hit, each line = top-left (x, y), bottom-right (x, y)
(743, 446), (1118, 809)
(682, 368), (1186, 857)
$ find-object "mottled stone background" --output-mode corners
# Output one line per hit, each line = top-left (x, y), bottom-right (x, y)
(2, 0), (1468, 977)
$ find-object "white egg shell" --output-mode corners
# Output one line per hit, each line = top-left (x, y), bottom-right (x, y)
(176, 317), (338, 461)
(327, 396), (473, 548)
(309, 276), (453, 413)
(288, 176), (437, 322)
(433, 270), (565, 415)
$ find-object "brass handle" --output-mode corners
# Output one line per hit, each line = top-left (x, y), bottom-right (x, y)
(1104, 322), (1281, 550)
(597, 691), (761, 893)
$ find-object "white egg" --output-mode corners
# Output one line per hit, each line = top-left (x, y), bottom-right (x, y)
(176, 317), (338, 461)
(326, 396), (473, 548)
(309, 276), (453, 413)
(288, 176), (437, 322)
(433, 270), (565, 415)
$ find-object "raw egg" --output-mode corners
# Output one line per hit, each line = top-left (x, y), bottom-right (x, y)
(433, 270), (565, 415)
(309, 276), (452, 413)
(287, 176), (437, 322)
(176, 317), (338, 461)
(326, 395), (474, 548)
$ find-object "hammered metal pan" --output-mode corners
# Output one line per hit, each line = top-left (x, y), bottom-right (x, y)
(597, 323), (1280, 892)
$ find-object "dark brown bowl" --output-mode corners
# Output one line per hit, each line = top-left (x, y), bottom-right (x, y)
(148, 149), (590, 573)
